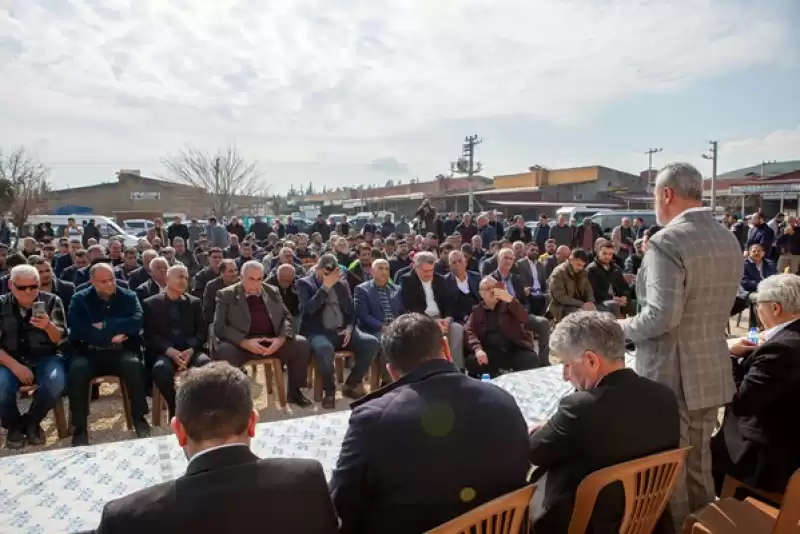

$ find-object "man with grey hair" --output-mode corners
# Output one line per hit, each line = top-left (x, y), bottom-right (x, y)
(214, 260), (313, 407)
(619, 162), (742, 523)
(398, 251), (465, 368)
(529, 311), (679, 533)
(136, 256), (169, 304)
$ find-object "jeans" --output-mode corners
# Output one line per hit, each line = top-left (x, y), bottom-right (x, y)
(309, 329), (380, 396)
(0, 355), (67, 430)
(67, 351), (148, 432)
(151, 352), (211, 418)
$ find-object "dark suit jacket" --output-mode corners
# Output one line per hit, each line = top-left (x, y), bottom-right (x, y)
(392, 264), (412, 285)
(296, 274), (355, 336)
(48, 279), (75, 315)
(191, 266), (220, 299)
(398, 270), (450, 317)
(443, 271), (481, 323)
(54, 253), (73, 279)
(73, 265), (91, 288)
(712, 320), (800, 493)
(516, 257), (547, 295)
(489, 270), (527, 306)
(202, 276), (236, 324)
(529, 368), (679, 534)
(135, 279), (161, 304)
(59, 263), (79, 284)
(214, 282), (294, 345)
(741, 258), (777, 293)
(95, 445), (339, 534)
(128, 266), (151, 291)
(330, 359), (530, 534)
(353, 280), (402, 335)
(143, 293), (207, 355)
(75, 279), (129, 293)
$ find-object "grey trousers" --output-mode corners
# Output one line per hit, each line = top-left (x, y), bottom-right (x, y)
(670, 403), (719, 528)
(447, 322), (465, 368)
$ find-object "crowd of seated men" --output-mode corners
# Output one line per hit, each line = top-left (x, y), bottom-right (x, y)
(0, 211), (648, 450)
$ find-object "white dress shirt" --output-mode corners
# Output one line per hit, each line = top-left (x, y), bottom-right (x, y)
(455, 275), (470, 294)
(422, 280), (440, 317)
(763, 317), (800, 343)
(527, 258), (542, 293)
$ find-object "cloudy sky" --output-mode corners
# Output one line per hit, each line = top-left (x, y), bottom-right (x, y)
(1, 0), (798, 194)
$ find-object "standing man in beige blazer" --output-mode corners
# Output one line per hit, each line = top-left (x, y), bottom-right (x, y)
(619, 163), (742, 525)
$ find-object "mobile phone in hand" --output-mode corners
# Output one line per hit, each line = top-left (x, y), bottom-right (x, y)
(33, 302), (47, 317)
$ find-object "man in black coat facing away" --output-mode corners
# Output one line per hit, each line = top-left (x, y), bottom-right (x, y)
(330, 313), (530, 534)
(94, 362), (339, 534)
(529, 311), (679, 534)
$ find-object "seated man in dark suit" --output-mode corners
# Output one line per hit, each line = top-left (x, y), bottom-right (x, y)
(443, 250), (481, 324)
(94, 362), (339, 534)
(53, 239), (82, 279)
(0, 265), (67, 449)
(713, 274), (800, 496)
(516, 241), (548, 316)
(330, 313), (530, 534)
(730, 243), (777, 328)
(128, 249), (158, 290)
(464, 276), (539, 377)
(491, 247), (550, 366)
(297, 255), (380, 409)
(74, 258), (131, 292)
(58, 248), (89, 284)
(114, 247), (142, 282)
(136, 256), (168, 304)
(72, 244), (106, 288)
(144, 264), (211, 420)
(266, 264), (300, 321)
(398, 251), (465, 368)
(529, 311), (679, 534)
(28, 255), (74, 314)
(202, 259), (238, 324)
(214, 261), (312, 407)
(67, 263), (150, 446)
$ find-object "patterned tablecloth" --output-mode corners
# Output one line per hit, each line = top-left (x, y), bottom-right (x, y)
(0, 355), (635, 534)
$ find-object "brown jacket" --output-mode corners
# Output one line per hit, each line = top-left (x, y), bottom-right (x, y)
(547, 262), (594, 321)
(213, 282), (294, 346)
(465, 298), (533, 353)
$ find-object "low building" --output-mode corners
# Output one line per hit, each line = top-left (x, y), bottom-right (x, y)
(703, 160), (800, 216)
(42, 170), (266, 222)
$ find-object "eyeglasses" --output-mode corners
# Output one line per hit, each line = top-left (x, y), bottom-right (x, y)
(13, 283), (39, 292)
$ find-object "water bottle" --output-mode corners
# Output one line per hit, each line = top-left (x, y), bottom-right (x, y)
(747, 327), (760, 345)
(481, 374), (491, 382)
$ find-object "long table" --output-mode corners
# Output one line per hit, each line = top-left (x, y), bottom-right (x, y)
(0, 355), (634, 534)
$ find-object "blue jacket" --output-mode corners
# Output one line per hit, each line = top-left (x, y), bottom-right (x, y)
(296, 274), (355, 336)
(354, 280), (402, 335)
(741, 258), (776, 293)
(747, 224), (775, 251)
(68, 286), (143, 351)
(73, 265), (91, 288)
(53, 253), (73, 279)
(479, 225), (497, 249)
(329, 358), (530, 534)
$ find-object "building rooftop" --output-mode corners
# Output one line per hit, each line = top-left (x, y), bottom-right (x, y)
(716, 160), (800, 181)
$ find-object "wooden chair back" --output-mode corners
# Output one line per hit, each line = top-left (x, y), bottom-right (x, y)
(772, 469), (800, 534)
(426, 484), (535, 534)
(567, 446), (691, 534)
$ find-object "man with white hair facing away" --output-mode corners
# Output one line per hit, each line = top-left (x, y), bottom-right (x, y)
(143, 264), (211, 420)
(619, 162), (742, 524)
(214, 261), (313, 407)
(0, 265), (67, 449)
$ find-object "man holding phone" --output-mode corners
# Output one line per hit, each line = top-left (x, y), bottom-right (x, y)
(297, 254), (380, 409)
(0, 265), (67, 449)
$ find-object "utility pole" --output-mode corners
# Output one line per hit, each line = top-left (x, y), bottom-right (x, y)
(451, 134), (483, 212)
(214, 156), (220, 218)
(644, 148), (662, 192)
(702, 141), (718, 214)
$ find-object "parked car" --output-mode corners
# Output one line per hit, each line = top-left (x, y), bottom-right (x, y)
(589, 211), (657, 234)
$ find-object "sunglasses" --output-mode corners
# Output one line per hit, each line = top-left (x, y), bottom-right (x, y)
(13, 283), (39, 292)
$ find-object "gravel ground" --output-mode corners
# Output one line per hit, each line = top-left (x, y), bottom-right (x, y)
(0, 317), (752, 458)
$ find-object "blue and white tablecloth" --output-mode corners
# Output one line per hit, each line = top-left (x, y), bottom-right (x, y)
(0, 355), (635, 534)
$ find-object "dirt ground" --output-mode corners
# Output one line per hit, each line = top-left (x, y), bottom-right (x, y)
(0, 317), (752, 458)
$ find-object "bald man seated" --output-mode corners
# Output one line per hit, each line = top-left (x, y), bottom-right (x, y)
(67, 263), (150, 446)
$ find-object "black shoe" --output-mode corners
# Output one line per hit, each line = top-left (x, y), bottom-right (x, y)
(322, 395), (336, 409)
(25, 421), (45, 446)
(71, 429), (89, 447)
(4, 427), (25, 449)
(133, 418), (151, 439)
(287, 390), (312, 408)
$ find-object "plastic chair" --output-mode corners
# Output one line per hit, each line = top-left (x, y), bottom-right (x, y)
(75, 376), (133, 431)
(311, 350), (354, 402)
(18, 385), (69, 439)
(683, 469), (800, 534)
(566, 446), (691, 534)
(720, 474), (784, 506)
(426, 484), (536, 534)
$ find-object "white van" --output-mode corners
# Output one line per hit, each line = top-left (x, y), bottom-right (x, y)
(24, 215), (140, 248)
(555, 206), (612, 223)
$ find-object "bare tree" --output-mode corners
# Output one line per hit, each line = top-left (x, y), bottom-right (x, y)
(160, 145), (268, 220)
(0, 146), (50, 229)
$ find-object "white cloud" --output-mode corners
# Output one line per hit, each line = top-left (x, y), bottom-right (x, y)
(0, 0), (792, 191)
(721, 125), (800, 164)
